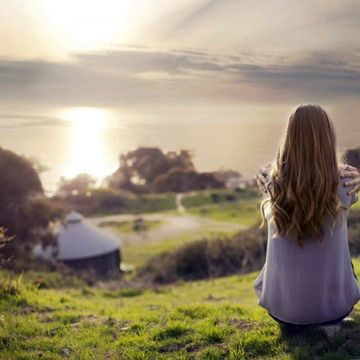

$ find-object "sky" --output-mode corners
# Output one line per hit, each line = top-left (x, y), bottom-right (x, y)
(0, 0), (359, 110)
(0, 0), (359, 191)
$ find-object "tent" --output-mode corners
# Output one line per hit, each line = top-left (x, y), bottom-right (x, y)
(33, 211), (121, 276)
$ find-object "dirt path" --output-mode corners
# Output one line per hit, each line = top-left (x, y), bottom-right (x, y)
(88, 212), (247, 246)
(176, 193), (186, 214)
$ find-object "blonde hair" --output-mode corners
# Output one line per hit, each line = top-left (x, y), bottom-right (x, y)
(261, 104), (342, 246)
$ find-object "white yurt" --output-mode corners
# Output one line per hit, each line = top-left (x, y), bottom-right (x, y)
(33, 211), (121, 276)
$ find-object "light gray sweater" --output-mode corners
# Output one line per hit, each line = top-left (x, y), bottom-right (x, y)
(254, 176), (360, 325)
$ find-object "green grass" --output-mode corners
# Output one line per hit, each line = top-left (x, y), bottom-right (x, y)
(120, 187), (259, 216)
(2, 258), (360, 359)
(144, 197), (261, 228)
(126, 193), (178, 214)
(104, 187), (259, 215)
(99, 219), (164, 233)
(183, 187), (261, 227)
(122, 228), (240, 269)
(352, 198), (360, 210)
(182, 187), (259, 207)
(186, 199), (261, 227)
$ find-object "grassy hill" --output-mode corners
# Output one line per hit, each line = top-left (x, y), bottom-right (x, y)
(1, 258), (360, 359)
(1, 189), (359, 359)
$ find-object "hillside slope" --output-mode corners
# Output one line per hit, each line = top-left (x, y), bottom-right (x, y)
(1, 258), (360, 359)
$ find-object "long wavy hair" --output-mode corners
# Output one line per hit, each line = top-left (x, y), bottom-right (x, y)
(261, 104), (343, 246)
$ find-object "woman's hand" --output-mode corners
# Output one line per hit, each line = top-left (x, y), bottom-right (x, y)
(339, 164), (360, 195)
(256, 163), (272, 194)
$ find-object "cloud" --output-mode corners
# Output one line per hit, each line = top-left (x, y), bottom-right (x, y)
(0, 114), (68, 129)
(0, 46), (359, 108)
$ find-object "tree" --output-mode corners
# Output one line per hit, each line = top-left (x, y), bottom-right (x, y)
(57, 173), (96, 196)
(108, 147), (195, 193)
(0, 147), (43, 206)
(343, 146), (360, 170)
(0, 147), (62, 269)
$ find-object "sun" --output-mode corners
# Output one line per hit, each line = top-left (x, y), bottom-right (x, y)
(41, 0), (134, 51)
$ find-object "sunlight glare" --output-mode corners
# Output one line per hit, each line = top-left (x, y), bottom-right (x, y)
(60, 107), (110, 180)
(42, 0), (134, 50)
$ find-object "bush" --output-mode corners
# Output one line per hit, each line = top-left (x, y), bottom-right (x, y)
(137, 225), (267, 284)
(0, 273), (36, 300)
(0, 148), (63, 270)
(53, 188), (134, 215)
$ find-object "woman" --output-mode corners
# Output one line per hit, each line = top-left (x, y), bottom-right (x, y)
(253, 104), (360, 336)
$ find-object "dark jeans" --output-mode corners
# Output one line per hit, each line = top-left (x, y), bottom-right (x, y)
(268, 307), (353, 327)
(270, 259), (357, 327)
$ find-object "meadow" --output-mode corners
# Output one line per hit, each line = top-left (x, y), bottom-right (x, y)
(1, 259), (360, 359)
(1, 188), (360, 359)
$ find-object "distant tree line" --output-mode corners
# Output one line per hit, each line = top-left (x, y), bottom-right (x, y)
(58, 145), (360, 198)
(57, 147), (225, 197)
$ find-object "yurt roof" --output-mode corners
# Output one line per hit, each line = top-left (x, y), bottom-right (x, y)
(56, 211), (120, 261)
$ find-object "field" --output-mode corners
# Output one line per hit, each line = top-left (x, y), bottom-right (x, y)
(1, 258), (360, 359)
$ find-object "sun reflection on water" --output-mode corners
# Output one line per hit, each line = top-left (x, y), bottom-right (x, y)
(60, 107), (110, 180)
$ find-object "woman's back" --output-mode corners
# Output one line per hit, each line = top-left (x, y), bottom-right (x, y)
(254, 175), (359, 325)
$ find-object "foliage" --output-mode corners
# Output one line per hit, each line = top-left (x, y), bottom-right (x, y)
(0, 273), (25, 299)
(53, 188), (177, 216)
(107, 146), (225, 194)
(0, 147), (63, 270)
(136, 225), (267, 284)
(57, 173), (96, 196)
(53, 188), (134, 216)
(343, 146), (360, 169)
(108, 147), (195, 193)
(0, 196), (63, 270)
(0, 147), (43, 204)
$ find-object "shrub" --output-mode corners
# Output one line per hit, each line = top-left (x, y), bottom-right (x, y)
(0, 273), (35, 300)
(136, 224), (267, 284)
(0, 275), (22, 298)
